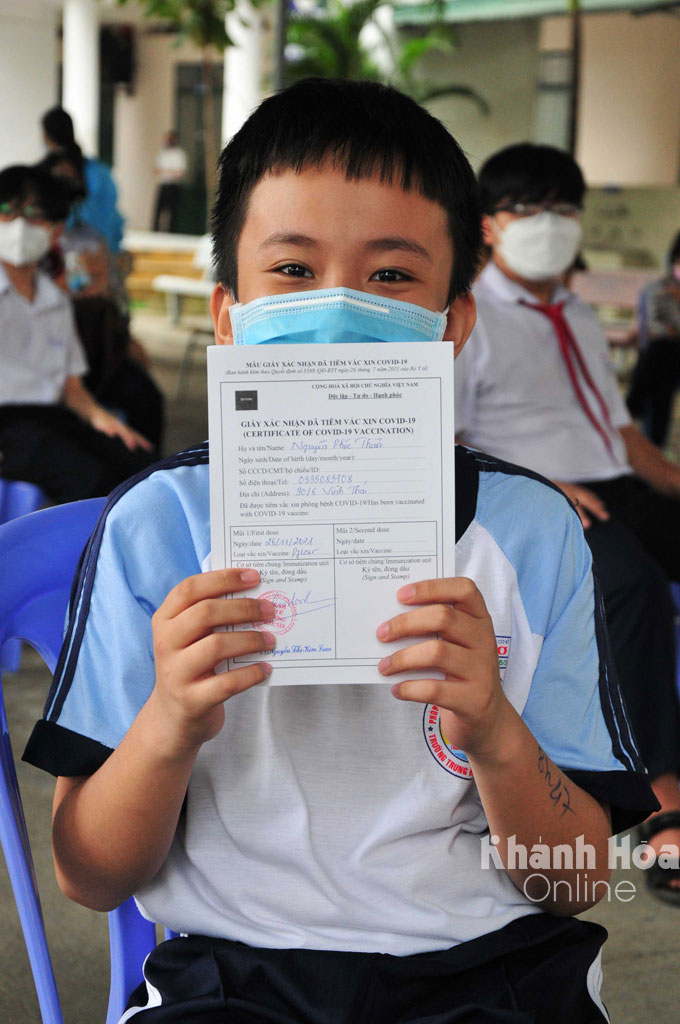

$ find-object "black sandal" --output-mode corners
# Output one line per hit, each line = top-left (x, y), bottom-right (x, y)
(638, 811), (680, 905)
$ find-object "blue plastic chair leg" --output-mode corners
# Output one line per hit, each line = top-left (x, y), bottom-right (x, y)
(106, 897), (157, 1024)
(0, 637), (23, 673)
(0, 689), (63, 1023)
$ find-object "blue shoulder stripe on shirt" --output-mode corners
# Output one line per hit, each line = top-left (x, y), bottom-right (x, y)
(590, 569), (644, 773)
(44, 443), (209, 723)
(461, 446), (644, 776)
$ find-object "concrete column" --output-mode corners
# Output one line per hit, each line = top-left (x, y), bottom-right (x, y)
(361, 3), (395, 78)
(222, 0), (263, 145)
(62, 0), (100, 156)
(0, 3), (58, 166)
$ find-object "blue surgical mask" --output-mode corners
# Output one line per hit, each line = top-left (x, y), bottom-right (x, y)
(229, 287), (447, 345)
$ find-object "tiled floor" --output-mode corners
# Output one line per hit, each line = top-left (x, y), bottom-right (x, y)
(1, 316), (678, 1022)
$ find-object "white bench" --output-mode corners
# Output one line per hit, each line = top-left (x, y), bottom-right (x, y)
(151, 260), (216, 396)
(151, 275), (215, 324)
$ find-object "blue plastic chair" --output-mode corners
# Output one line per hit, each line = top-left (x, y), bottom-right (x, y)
(0, 479), (46, 523)
(0, 499), (169, 1023)
(0, 479), (47, 673)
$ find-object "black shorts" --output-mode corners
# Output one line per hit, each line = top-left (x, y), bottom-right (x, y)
(122, 914), (609, 1023)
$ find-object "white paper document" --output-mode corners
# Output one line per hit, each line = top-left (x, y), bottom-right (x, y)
(208, 342), (455, 685)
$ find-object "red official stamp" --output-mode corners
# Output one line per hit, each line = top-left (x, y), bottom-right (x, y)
(256, 590), (296, 635)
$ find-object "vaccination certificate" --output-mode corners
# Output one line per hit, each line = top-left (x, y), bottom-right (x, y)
(208, 342), (455, 685)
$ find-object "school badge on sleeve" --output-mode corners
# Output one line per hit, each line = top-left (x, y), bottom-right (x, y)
(421, 636), (512, 778)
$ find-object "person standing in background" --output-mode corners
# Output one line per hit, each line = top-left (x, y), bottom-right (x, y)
(41, 106), (124, 255)
(152, 130), (188, 233)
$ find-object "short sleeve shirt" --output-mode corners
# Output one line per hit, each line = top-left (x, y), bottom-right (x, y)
(640, 278), (680, 341)
(67, 159), (124, 254)
(155, 147), (188, 184)
(456, 262), (633, 483)
(24, 444), (655, 955)
(0, 265), (88, 405)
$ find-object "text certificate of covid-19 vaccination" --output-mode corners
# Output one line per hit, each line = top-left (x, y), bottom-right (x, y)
(208, 342), (454, 685)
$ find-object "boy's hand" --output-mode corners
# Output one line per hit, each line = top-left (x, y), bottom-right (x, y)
(151, 569), (276, 754)
(376, 577), (510, 759)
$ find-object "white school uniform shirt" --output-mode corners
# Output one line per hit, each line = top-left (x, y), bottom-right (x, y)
(25, 444), (653, 956)
(456, 261), (632, 483)
(0, 263), (87, 405)
(155, 146), (188, 184)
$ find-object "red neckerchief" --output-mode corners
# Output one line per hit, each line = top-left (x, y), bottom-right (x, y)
(520, 298), (616, 458)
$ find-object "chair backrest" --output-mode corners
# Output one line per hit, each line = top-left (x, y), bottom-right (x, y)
(0, 499), (159, 1023)
(0, 479), (47, 673)
(0, 479), (45, 525)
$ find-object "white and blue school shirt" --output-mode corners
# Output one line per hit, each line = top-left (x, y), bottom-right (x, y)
(455, 262), (632, 483)
(0, 264), (87, 405)
(24, 443), (655, 955)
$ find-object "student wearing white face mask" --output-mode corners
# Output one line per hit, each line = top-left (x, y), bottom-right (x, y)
(456, 142), (680, 903)
(0, 165), (156, 502)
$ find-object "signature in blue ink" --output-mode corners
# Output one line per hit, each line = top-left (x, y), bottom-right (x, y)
(290, 590), (336, 615)
(270, 643), (332, 657)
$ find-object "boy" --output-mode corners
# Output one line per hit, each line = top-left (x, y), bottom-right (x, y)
(25, 81), (655, 1022)
(455, 143), (680, 898)
(0, 164), (155, 502)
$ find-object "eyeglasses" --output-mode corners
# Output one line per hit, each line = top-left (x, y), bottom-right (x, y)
(0, 202), (47, 222)
(492, 201), (582, 218)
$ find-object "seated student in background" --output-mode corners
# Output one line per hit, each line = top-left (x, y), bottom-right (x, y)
(38, 150), (165, 451)
(626, 230), (680, 448)
(24, 80), (656, 1023)
(70, 296), (164, 451)
(455, 142), (680, 901)
(38, 147), (112, 294)
(0, 164), (156, 503)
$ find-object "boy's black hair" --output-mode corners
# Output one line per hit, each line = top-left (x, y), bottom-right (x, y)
(42, 106), (76, 148)
(212, 78), (482, 302)
(478, 143), (586, 214)
(0, 164), (72, 223)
